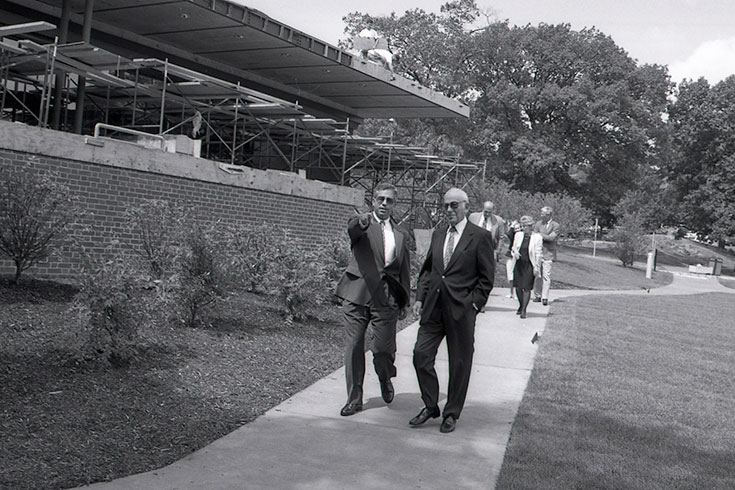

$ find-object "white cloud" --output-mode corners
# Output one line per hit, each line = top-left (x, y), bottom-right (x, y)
(669, 38), (735, 85)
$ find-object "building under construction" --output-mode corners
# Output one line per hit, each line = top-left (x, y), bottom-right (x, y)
(0, 0), (485, 228)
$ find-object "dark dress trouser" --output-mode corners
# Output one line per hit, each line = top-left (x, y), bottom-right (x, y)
(413, 292), (476, 419)
(343, 288), (399, 405)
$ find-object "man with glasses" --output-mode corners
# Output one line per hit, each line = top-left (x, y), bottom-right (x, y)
(409, 188), (495, 433)
(335, 183), (411, 417)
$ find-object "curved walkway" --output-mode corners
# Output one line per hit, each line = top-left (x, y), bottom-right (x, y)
(76, 273), (733, 490)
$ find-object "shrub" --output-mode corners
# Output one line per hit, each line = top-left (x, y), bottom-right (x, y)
(265, 235), (335, 324)
(0, 165), (81, 283)
(124, 200), (227, 328)
(167, 224), (227, 327)
(224, 222), (286, 293)
(70, 244), (153, 367)
(611, 214), (646, 267)
(475, 179), (593, 237)
(124, 199), (191, 280)
(324, 235), (351, 291)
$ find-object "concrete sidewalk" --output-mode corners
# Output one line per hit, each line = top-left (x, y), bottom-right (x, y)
(77, 274), (733, 490)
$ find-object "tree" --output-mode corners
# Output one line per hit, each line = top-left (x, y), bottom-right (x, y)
(611, 166), (677, 233)
(463, 23), (673, 221)
(342, 12), (673, 223)
(343, 0), (481, 96)
(610, 212), (646, 267)
(479, 179), (592, 236)
(667, 76), (735, 247)
(0, 166), (81, 283)
(344, 1), (482, 156)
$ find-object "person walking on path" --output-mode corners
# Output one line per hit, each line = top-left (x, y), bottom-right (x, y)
(533, 206), (560, 305)
(335, 183), (411, 417)
(505, 219), (521, 299)
(469, 200), (506, 262)
(509, 216), (543, 318)
(409, 188), (495, 433)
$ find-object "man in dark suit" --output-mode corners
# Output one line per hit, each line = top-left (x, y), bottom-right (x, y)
(409, 188), (495, 433)
(335, 183), (411, 416)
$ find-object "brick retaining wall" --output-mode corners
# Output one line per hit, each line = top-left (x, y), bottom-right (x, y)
(0, 121), (364, 283)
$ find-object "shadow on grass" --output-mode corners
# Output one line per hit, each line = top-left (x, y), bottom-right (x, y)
(500, 404), (735, 489)
(0, 277), (78, 304)
(497, 292), (735, 490)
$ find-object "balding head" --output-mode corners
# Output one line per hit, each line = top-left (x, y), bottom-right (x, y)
(443, 187), (469, 226)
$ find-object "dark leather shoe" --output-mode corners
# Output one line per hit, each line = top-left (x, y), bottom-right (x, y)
(542, 299), (549, 306)
(440, 415), (457, 433)
(515, 308), (521, 315)
(520, 311), (527, 319)
(380, 380), (394, 404)
(340, 402), (362, 416)
(409, 407), (440, 426)
(532, 297), (542, 303)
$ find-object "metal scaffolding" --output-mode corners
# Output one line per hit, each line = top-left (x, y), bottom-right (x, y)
(1, 28), (485, 230)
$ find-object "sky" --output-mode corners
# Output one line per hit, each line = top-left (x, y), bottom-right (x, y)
(234, 0), (735, 85)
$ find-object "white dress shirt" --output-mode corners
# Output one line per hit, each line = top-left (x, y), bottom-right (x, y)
(374, 213), (396, 266)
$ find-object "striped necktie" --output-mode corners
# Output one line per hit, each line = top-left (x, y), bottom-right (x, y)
(443, 226), (457, 269)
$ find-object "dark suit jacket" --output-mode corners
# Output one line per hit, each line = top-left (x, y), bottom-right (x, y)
(415, 221), (495, 323)
(335, 215), (411, 308)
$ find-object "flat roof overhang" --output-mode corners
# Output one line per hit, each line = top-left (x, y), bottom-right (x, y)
(0, 0), (470, 122)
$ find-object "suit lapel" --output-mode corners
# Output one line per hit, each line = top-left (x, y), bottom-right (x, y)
(434, 226), (448, 269)
(445, 223), (474, 271)
(393, 224), (404, 261)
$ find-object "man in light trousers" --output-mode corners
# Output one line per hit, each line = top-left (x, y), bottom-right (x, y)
(533, 206), (560, 306)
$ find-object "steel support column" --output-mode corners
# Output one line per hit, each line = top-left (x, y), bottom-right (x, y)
(73, 0), (94, 134)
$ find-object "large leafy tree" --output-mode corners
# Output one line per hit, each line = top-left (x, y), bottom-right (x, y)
(342, 1), (481, 158)
(667, 77), (735, 246)
(464, 23), (672, 221)
(342, 7), (673, 224)
(343, 0), (480, 96)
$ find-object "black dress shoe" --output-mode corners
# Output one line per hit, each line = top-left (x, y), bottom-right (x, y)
(408, 407), (440, 426)
(532, 297), (542, 303)
(520, 312), (527, 319)
(380, 380), (394, 404)
(440, 415), (457, 433)
(340, 402), (362, 416)
(515, 308), (521, 315)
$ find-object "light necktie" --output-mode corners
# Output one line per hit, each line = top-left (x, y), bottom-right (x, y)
(380, 220), (387, 264)
(443, 226), (457, 269)
(380, 220), (395, 266)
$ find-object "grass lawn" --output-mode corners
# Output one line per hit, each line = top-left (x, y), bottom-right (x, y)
(496, 292), (735, 489)
(494, 245), (673, 291)
(1, 246), (672, 489)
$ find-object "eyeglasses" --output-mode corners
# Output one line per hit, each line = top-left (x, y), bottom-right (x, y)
(443, 201), (466, 210)
(374, 196), (395, 205)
